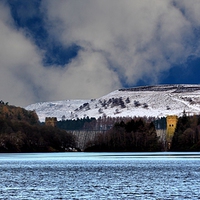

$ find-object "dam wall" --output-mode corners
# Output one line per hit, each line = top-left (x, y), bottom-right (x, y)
(66, 115), (178, 151)
(70, 129), (168, 151)
(68, 130), (105, 151)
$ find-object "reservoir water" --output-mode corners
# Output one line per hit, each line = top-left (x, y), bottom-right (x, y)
(0, 152), (200, 199)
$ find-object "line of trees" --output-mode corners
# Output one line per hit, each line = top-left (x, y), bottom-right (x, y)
(0, 100), (8, 105)
(3, 101), (200, 152)
(57, 117), (96, 130)
(62, 113), (200, 152)
(85, 118), (162, 152)
(171, 114), (200, 151)
(57, 115), (155, 131)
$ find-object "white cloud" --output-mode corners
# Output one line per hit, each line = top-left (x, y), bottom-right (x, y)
(1, 1), (200, 107)
(174, 0), (200, 26)
(43, 0), (199, 85)
(0, 2), (58, 106)
(0, 1), (121, 106)
(0, 2), (42, 106)
(54, 49), (121, 99)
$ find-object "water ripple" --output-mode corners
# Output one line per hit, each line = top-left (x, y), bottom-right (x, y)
(0, 152), (200, 199)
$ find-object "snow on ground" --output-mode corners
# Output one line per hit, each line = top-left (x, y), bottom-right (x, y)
(25, 85), (200, 122)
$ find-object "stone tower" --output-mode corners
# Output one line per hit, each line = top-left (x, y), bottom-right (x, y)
(166, 115), (178, 149)
(45, 117), (57, 127)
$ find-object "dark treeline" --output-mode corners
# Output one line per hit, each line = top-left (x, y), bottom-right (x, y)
(57, 117), (96, 130)
(57, 115), (155, 131)
(2, 101), (200, 152)
(85, 118), (162, 152)
(0, 104), (76, 152)
(171, 114), (200, 151)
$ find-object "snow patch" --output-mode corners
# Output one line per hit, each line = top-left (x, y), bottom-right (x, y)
(25, 85), (200, 122)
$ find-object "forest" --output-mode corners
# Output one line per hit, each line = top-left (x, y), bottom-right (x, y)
(57, 115), (155, 131)
(57, 117), (96, 130)
(0, 102), (76, 152)
(171, 113), (200, 151)
(1, 100), (200, 152)
(58, 113), (200, 152)
(84, 118), (162, 152)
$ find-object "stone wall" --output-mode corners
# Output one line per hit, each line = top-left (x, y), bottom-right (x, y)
(166, 115), (178, 149)
(45, 117), (57, 127)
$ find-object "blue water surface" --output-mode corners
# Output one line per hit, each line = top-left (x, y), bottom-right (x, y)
(0, 152), (200, 199)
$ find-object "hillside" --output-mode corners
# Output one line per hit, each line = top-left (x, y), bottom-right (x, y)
(25, 84), (200, 122)
(0, 103), (75, 152)
(0, 102), (39, 124)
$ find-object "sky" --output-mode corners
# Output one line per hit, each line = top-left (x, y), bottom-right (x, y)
(0, 0), (200, 107)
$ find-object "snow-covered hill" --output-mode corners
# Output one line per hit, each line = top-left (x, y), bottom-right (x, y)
(25, 84), (200, 122)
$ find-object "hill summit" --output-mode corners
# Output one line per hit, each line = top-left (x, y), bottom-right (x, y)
(26, 84), (200, 122)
